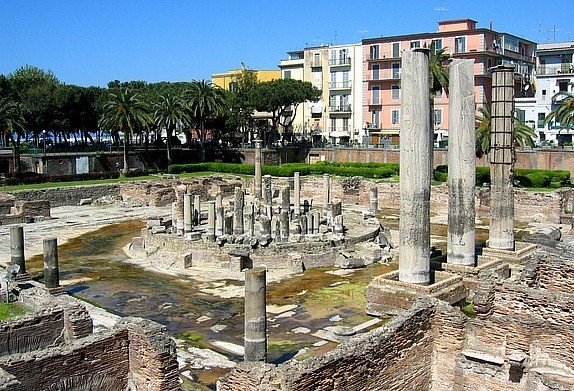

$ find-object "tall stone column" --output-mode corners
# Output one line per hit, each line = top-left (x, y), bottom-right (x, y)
(369, 186), (378, 215)
(244, 267), (267, 362)
(293, 172), (301, 217)
(322, 174), (330, 215)
(234, 187), (245, 235)
(489, 65), (515, 250)
(281, 186), (290, 215)
(175, 185), (187, 235)
(224, 212), (234, 236)
(245, 203), (255, 237)
(263, 175), (272, 205)
(171, 202), (178, 235)
(280, 211), (290, 242)
(10, 226), (25, 274)
(43, 238), (60, 289)
(184, 194), (193, 234)
(193, 195), (201, 226)
(398, 49), (432, 285)
(448, 59), (476, 265)
(254, 140), (263, 199)
(206, 201), (216, 242)
(215, 194), (224, 237)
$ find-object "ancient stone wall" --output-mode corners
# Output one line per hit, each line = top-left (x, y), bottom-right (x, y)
(218, 300), (437, 391)
(8, 184), (120, 207)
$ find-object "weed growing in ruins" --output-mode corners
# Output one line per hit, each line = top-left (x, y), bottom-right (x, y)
(0, 302), (28, 320)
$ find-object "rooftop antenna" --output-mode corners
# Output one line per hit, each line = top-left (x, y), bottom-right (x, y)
(434, 0), (448, 22)
(549, 25), (563, 42)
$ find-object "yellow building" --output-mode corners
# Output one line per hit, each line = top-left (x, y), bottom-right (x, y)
(211, 69), (280, 90)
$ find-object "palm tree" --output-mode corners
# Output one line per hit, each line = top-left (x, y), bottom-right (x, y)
(0, 98), (25, 173)
(545, 90), (574, 133)
(99, 88), (150, 175)
(153, 94), (190, 166)
(185, 80), (227, 161)
(475, 103), (536, 158)
(428, 42), (450, 144)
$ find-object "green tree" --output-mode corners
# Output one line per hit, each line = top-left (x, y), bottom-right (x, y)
(99, 88), (150, 175)
(251, 78), (321, 146)
(475, 103), (536, 158)
(185, 80), (227, 161)
(545, 90), (574, 133)
(226, 67), (259, 143)
(0, 98), (25, 172)
(8, 65), (60, 146)
(153, 93), (190, 165)
(428, 42), (450, 136)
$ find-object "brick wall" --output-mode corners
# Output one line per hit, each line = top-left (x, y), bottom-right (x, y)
(218, 300), (438, 391)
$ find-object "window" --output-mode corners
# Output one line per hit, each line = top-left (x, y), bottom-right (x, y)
(455, 37), (466, 53)
(372, 64), (380, 80)
(342, 118), (349, 131)
(542, 89), (547, 101)
(370, 45), (379, 60)
(283, 70), (291, 79)
(392, 62), (401, 79)
(392, 42), (400, 58)
(372, 86), (380, 104)
(537, 113), (546, 128)
(391, 84), (400, 100)
(330, 72), (336, 86)
(559, 81), (569, 92)
(330, 118), (337, 132)
(341, 94), (349, 108)
(432, 39), (442, 52)
(313, 53), (320, 67)
(410, 41), (421, 49)
(391, 109), (400, 125)
(371, 109), (381, 127)
(434, 109), (442, 125)
(342, 71), (349, 87)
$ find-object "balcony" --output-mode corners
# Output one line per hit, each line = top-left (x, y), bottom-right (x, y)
(330, 81), (352, 89)
(329, 127), (350, 138)
(311, 60), (322, 68)
(538, 63), (574, 76)
(366, 69), (400, 81)
(329, 57), (351, 67)
(329, 104), (352, 113)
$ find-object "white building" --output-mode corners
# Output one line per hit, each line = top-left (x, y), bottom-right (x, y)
(517, 41), (574, 145)
(279, 43), (364, 145)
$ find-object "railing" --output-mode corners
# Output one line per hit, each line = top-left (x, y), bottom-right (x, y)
(366, 69), (400, 80)
(329, 81), (352, 89)
(329, 57), (351, 66)
(311, 60), (322, 67)
(329, 126), (350, 133)
(538, 63), (574, 75)
(329, 104), (352, 112)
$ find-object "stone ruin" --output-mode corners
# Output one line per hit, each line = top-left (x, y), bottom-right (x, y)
(0, 282), (179, 390)
(0, 193), (50, 225)
(132, 166), (390, 275)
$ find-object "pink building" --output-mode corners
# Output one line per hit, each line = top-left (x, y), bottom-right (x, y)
(362, 19), (536, 146)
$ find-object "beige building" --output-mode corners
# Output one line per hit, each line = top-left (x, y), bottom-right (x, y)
(279, 44), (364, 145)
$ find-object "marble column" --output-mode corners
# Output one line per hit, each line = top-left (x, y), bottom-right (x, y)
(175, 185), (187, 235)
(322, 174), (330, 215)
(263, 175), (272, 205)
(280, 211), (290, 242)
(224, 212), (234, 236)
(293, 172), (301, 217)
(369, 186), (378, 215)
(447, 59), (476, 266)
(260, 215), (271, 238)
(193, 195), (201, 226)
(215, 193), (224, 237)
(43, 238), (60, 289)
(488, 65), (516, 250)
(281, 186), (290, 215)
(10, 226), (25, 274)
(206, 201), (216, 242)
(234, 187), (245, 235)
(171, 202), (178, 235)
(244, 267), (267, 362)
(300, 215), (308, 235)
(398, 48), (432, 285)
(184, 194), (193, 234)
(254, 140), (263, 199)
(245, 203), (255, 237)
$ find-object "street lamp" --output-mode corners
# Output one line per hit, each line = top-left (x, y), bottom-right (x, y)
(42, 130), (47, 174)
(42, 130), (46, 155)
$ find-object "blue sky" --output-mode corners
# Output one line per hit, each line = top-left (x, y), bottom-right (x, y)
(1, 0), (572, 87)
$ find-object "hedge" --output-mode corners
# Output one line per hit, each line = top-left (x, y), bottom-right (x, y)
(168, 162), (399, 179)
(0, 171), (121, 186)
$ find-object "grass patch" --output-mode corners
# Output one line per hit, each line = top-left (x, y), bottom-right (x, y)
(175, 330), (207, 349)
(459, 301), (476, 318)
(303, 282), (367, 319)
(0, 302), (28, 320)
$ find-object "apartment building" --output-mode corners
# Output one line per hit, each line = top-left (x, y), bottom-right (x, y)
(516, 41), (574, 145)
(363, 19), (536, 146)
(279, 44), (364, 145)
(212, 68), (280, 90)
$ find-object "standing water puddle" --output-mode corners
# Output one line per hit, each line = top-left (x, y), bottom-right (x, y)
(26, 220), (394, 389)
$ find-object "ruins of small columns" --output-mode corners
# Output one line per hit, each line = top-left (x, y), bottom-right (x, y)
(234, 187), (244, 236)
(254, 140), (263, 199)
(488, 65), (516, 250)
(10, 226), (26, 274)
(447, 59), (476, 266)
(184, 193), (193, 234)
(43, 237), (60, 289)
(244, 267), (267, 362)
(369, 186), (378, 215)
(398, 48), (432, 285)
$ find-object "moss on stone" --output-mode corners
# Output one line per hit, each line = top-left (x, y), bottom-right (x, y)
(0, 302), (28, 321)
